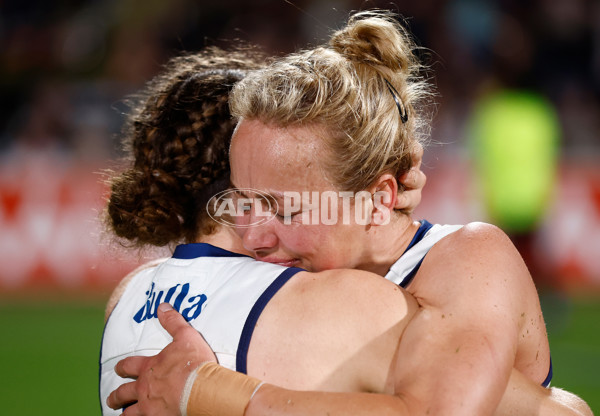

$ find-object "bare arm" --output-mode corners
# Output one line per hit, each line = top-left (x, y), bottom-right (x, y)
(108, 270), (416, 414)
(108, 306), (589, 416)
(247, 368), (593, 416)
(105, 225), (564, 415)
(246, 385), (408, 416)
(388, 223), (540, 415)
(247, 224), (554, 416)
(109, 299), (414, 416)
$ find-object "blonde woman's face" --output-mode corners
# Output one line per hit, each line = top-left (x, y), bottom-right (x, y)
(229, 119), (372, 272)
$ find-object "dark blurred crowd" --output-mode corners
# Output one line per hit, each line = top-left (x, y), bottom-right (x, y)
(1, 0), (598, 160)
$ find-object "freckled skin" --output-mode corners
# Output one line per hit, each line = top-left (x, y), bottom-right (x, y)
(230, 119), (418, 273)
(230, 119), (553, 414)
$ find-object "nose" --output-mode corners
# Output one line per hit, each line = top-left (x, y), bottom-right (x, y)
(239, 207), (279, 253)
(241, 221), (278, 253)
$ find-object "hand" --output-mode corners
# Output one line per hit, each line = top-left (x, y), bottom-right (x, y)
(395, 141), (426, 212)
(106, 303), (217, 415)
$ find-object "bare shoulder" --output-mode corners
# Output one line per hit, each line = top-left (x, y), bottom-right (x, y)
(248, 269), (417, 392)
(414, 221), (532, 309)
(295, 269), (416, 322)
(435, 221), (515, 254)
(447, 222), (527, 279)
(427, 221), (525, 277)
(104, 258), (168, 322)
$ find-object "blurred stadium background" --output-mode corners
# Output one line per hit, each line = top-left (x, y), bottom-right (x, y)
(0, 0), (598, 414)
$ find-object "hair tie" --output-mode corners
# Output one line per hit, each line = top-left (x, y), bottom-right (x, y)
(384, 79), (408, 123)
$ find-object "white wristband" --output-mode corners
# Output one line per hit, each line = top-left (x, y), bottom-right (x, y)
(250, 381), (265, 401)
(179, 363), (203, 416)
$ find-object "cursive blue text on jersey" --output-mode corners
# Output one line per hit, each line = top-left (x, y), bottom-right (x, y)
(133, 282), (208, 323)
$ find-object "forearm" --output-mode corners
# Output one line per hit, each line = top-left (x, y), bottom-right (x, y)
(184, 363), (412, 416)
(394, 333), (511, 416)
(389, 306), (515, 416)
(246, 384), (410, 416)
(184, 360), (504, 416)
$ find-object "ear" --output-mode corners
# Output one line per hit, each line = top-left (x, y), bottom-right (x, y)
(367, 173), (398, 226)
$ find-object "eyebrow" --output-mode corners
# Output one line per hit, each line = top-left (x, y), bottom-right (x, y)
(230, 181), (280, 206)
(231, 180), (285, 202)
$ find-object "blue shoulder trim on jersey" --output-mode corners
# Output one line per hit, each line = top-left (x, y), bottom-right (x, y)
(402, 220), (434, 255)
(396, 220), (433, 288)
(542, 357), (553, 388)
(236, 267), (305, 374)
(172, 243), (252, 259)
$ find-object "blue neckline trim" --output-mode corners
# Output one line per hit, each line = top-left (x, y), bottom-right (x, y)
(172, 243), (252, 259)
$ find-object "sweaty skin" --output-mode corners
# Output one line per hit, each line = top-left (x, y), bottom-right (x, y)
(105, 122), (590, 416)
(228, 120), (552, 414)
(108, 303), (592, 416)
(106, 120), (559, 415)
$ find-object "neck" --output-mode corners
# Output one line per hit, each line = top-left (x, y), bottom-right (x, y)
(197, 226), (251, 257)
(356, 214), (421, 276)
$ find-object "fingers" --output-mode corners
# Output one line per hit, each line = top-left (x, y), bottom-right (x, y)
(158, 302), (218, 363)
(121, 403), (139, 416)
(107, 381), (138, 410)
(410, 140), (424, 168)
(157, 302), (191, 338)
(395, 189), (421, 212)
(115, 356), (148, 378)
(400, 166), (427, 191)
(396, 165), (426, 211)
(399, 139), (426, 191)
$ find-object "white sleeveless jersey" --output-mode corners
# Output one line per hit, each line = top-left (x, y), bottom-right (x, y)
(386, 220), (463, 287)
(99, 243), (303, 416)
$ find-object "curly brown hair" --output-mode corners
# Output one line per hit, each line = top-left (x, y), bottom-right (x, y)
(105, 47), (264, 248)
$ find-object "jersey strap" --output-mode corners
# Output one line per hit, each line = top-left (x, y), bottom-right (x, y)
(385, 221), (463, 287)
(236, 267), (305, 374)
(403, 220), (434, 254)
